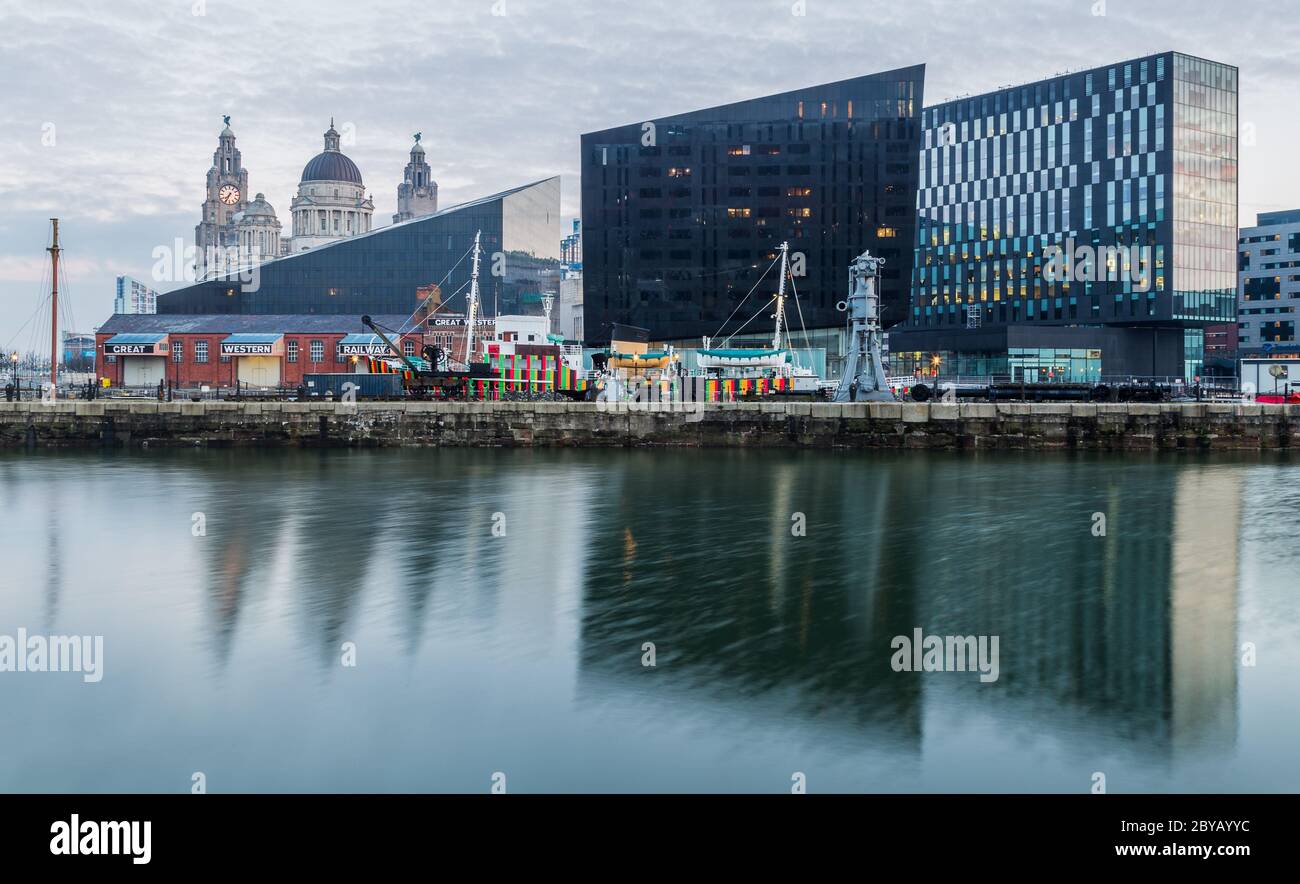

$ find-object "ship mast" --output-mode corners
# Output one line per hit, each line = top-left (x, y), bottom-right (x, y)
(772, 241), (789, 351)
(48, 218), (60, 391)
(463, 230), (482, 364)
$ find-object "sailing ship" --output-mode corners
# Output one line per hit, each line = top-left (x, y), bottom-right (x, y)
(694, 241), (819, 390)
(361, 230), (588, 399)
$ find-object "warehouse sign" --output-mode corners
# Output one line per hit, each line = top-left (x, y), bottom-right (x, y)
(220, 334), (283, 356)
(104, 343), (158, 355)
(338, 341), (395, 356)
(431, 317), (494, 327)
(221, 342), (276, 355)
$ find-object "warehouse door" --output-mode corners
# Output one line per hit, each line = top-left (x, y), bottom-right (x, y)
(237, 356), (281, 388)
(122, 356), (165, 387)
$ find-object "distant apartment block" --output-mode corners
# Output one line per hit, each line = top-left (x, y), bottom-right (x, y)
(115, 275), (159, 314)
(561, 218), (582, 273)
(1237, 208), (1300, 358)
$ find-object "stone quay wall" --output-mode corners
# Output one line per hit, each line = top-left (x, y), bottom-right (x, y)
(1, 400), (1298, 451)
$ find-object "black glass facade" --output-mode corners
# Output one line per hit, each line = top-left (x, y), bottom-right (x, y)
(580, 66), (925, 344)
(158, 178), (563, 319)
(897, 52), (1237, 379)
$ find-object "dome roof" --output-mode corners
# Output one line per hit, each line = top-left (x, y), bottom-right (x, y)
(301, 151), (363, 184)
(299, 121), (363, 185)
(239, 193), (277, 218)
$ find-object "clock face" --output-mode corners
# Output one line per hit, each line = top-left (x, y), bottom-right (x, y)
(219, 184), (240, 205)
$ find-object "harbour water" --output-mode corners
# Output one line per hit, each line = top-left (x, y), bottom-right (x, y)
(1, 448), (1297, 793)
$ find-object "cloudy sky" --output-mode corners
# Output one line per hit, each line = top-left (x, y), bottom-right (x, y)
(1, 0), (1296, 350)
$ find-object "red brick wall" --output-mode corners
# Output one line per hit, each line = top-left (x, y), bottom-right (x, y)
(94, 332), (119, 385)
(96, 330), (425, 387)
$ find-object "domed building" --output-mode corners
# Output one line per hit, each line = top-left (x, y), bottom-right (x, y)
(286, 120), (374, 253)
(233, 193), (282, 266)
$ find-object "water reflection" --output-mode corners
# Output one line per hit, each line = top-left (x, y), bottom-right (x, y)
(1, 448), (1281, 791)
(175, 452), (1245, 755)
(569, 454), (1243, 759)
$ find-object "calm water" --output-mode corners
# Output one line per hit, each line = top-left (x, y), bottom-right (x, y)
(1, 448), (1297, 793)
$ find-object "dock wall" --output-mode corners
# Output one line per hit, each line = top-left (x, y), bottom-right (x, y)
(2, 400), (1299, 451)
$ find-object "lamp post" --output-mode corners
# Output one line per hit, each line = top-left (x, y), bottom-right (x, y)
(10, 351), (19, 399)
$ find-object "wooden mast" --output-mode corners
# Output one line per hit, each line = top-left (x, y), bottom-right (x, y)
(48, 218), (60, 390)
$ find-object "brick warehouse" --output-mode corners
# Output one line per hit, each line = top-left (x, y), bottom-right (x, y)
(95, 314), (427, 389)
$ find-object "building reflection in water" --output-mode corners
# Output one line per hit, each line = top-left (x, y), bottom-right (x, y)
(1170, 468), (1240, 756)
(574, 451), (927, 748)
(188, 448), (1242, 761)
(573, 453), (1241, 760)
(195, 452), (295, 666)
(196, 450), (597, 667)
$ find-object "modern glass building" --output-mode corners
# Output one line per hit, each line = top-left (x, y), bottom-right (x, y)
(892, 52), (1238, 381)
(580, 66), (926, 346)
(158, 178), (563, 319)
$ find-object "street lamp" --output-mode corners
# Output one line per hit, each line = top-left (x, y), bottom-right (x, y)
(9, 351), (18, 399)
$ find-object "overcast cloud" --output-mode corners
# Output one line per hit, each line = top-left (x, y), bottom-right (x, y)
(0, 0), (1295, 348)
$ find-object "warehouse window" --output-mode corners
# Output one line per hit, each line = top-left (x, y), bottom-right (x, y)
(403, 340), (415, 357)
(310, 340), (324, 363)
(172, 341), (183, 363)
(195, 341), (208, 363)
(287, 341), (299, 363)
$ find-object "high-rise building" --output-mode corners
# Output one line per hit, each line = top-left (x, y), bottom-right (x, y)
(559, 219), (583, 341)
(893, 52), (1238, 382)
(580, 67), (926, 349)
(561, 219), (582, 272)
(393, 133), (438, 224)
(114, 275), (158, 314)
(1237, 209), (1300, 359)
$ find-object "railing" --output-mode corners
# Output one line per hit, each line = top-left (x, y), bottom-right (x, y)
(914, 374), (1239, 389)
(900, 374), (1255, 403)
(91, 384), (305, 402)
(3, 380), (111, 402)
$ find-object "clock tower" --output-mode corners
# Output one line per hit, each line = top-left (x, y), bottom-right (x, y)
(195, 116), (252, 280)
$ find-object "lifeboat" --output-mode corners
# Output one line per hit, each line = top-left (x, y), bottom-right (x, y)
(607, 350), (676, 370)
(695, 348), (792, 370)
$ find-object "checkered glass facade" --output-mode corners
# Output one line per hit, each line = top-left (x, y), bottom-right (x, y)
(909, 52), (1237, 337)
